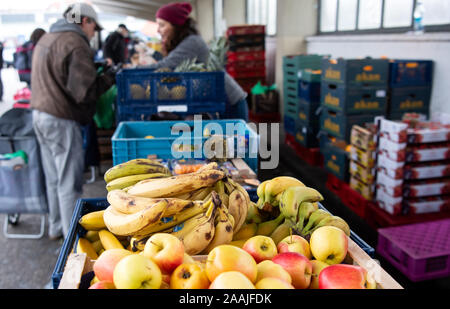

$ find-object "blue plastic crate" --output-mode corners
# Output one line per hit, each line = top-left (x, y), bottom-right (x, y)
(112, 120), (259, 173)
(51, 198), (375, 288)
(116, 69), (226, 120)
(389, 60), (434, 88)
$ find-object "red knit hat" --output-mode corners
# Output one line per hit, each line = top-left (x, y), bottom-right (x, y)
(156, 2), (192, 26)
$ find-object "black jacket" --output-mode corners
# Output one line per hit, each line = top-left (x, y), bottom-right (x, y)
(103, 31), (126, 65)
(0, 42), (3, 68)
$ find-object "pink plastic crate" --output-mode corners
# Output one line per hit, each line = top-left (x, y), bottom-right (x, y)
(377, 219), (450, 282)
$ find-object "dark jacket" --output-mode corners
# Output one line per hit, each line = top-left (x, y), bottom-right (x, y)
(30, 19), (115, 125)
(0, 42), (3, 68)
(103, 31), (127, 65)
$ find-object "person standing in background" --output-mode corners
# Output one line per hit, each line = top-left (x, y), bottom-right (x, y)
(30, 3), (116, 239)
(0, 40), (3, 102)
(103, 24), (129, 66)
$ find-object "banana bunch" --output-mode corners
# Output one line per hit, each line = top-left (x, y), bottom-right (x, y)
(75, 229), (130, 260)
(103, 159), (172, 192)
(256, 176), (305, 211)
(299, 208), (351, 237)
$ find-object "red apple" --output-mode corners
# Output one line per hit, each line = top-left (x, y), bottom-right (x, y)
(89, 281), (115, 289)
(205, 245), (258, 283)
(143, 233), (185, 274)
(242, 236), (278, 263)
(319, 264), (376, 289)
(272, 252), (312, 289)
(170, 263), (210, 289)
(209, 271), (256, 289)
(256, 260), (292, 284)
(93, 249), (133, 283)
(277, 235), (312, 259)
(255, 277), (295, 289)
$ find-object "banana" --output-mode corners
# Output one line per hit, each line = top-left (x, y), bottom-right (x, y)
(79, 210), (107, 231)
(178, 193), (219, 255)
(202, 196), (234, 254)
(214, 181), (229, 208)
(306, 216), (351, 237)
(279, 186), (324, 224)
(228, 189), (248, 233)
(246, 202), (263, 224)
(98, 230), (124, 250)
(130, 234), (151, 252)
(301, 209), (332, 235)
(257, 180), (270, 205)
(263, 176), (305, 206)
(104, 160), (171, 184)
(133, 199), (211, 236)
(297, 202), (319, 232)
(232, 222), (257, 241)
(256, 213), (285, 236)
(76, 238), (98, 260)
(269, 220), (293, 245)
(103, 200), (169, 236)
(84, 230), (100, 242)
(91, 240), (103, 253)
(229, 239), (247, 248)
(127, 168), (226, 198)
(106, 173), (169, 192)
(107, 189), (200, 216)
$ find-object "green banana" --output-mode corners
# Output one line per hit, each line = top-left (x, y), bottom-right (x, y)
(106, 173), (169, 192)
(301, 209), (332, 235)
(263, 176), (305, 207)
(104, 160), (171, 184)
(246, 202), (263, 224)
(256, 213), (285, 236)
(256, 180), (270, 207)
(269, 219), (293, 245)
(296, 202), (319, 232)
(306, 215), (351, 237)
(279, 186), (324, 224)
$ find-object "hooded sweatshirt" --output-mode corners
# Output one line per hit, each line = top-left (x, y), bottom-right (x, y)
(30, 19), (115, 125)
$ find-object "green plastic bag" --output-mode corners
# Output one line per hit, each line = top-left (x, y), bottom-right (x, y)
(94, 85), (117, 129)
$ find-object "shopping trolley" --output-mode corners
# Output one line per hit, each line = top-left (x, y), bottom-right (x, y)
(0, 108), (48, 239)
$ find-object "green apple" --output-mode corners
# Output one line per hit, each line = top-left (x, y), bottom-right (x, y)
(113, 254), (162, 289)
(310, 226), (348, 265)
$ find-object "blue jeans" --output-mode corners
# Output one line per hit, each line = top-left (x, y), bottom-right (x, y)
(225, 99), (249, 122)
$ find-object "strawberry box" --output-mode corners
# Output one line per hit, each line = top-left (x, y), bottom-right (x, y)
(407, 121), (450, 144)
(405, 195), (450, 215)
(376, 188), (404, 216)
(379, 118), (408, 143)
(405, 142), (450, 163)
(404, 160), (450, 180)
(403, 178), (450, 198)
(376, 170), (404, 198)
(377, 153), (405, 180)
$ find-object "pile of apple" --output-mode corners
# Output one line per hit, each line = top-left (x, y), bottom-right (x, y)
(89, 225), (376, 289)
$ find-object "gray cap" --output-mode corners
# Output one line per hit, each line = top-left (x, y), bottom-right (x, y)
(63, 2), (103, 31)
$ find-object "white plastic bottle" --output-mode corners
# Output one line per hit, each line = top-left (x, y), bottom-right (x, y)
(413, 0), (425, 34)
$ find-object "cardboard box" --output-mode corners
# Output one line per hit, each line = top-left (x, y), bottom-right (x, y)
(350, 124), (378, 151)
(404, 160), (450, 180)
(349, 160), (376, 184)
(405, 142), (450, 163)
(376, 188), (404, 216)
(403, 178), (450, 198)
(379, 118), (408, 143)
(350, 145), (376, 168)
(405, 196), (450, 215)
(350, 176), (375, 200)
(407, 122), (450, 144)
(376, 170), (404, 198)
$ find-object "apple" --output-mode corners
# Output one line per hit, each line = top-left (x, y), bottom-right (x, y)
(170, 263), (210, 289)
(310, 226), (348, 265)
(143, 233), (185, 274)
(256, 260), (292, 284)
(255, 277), (295, 289)
(113, 254), (162, 289)
(319, 264), (376, 289)
(277, 235), (312, 259)
(272, 252), (312, 289)
(242, 236), (278, 263)
(89, 281), (115, 289)
(209, 271), (256, 289)
(93, 249), (133, 283)
(205, 245), (258, 283)
(309, 260), (329, 289)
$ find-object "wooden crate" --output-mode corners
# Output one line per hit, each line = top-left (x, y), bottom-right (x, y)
(58, 237), (403, 290)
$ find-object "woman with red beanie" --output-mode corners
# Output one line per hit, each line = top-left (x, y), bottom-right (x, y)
(144, 2), (248, 121)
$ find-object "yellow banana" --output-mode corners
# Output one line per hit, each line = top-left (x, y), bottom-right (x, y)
(76, 238), (98, 260)
(246, 201), (263, 224)
(104, 160), (171, 184)
(256, 213), (285, 236)
(270, 220), (293, 245)
(301, 209), (332, 235)
(84, 230), (100, 242)
(233, 222), (258, 241)
(78, 210), (107, 231)
(91, 239), (103, 253)
(228, 189), (248, 233)
(103, 200), (169, 236)
(106, 173), (169, 192)
(263, 176), (305, 206)
(130, 234), (152, 252)
(132, 199), (211, 236)
(229, 239), (247, 248)
(202, 197), (234, 254)
(297, 202), (319, 232)
(127, 168), (226, 198)
(279, 186), (324, 224)
(306, 216), (351, 236)
(98, 230), (124, 250)
(256, 180), (270, 206)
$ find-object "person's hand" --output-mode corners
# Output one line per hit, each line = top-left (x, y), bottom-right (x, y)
(105, 58), (113, 66)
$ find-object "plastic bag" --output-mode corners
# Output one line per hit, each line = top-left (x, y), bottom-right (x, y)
(94, 85), (117, 129)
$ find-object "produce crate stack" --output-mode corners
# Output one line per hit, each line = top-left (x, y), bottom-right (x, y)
(319, 57), (390, 182)
(376, 117), (450, 216)
(387, 60), (434, 120)
(282, 54), (324, 137)
(226, 25), (267, 94)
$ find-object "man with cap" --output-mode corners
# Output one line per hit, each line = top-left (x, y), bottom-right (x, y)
(30, 2), (117, 239)
(103, 24), (130, 66)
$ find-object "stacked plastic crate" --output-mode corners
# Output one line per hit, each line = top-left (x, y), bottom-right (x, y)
(376, 118), (450, 216)
(387, 60), (434, 120)
(226, 25), (267, 94)
(319, 57), (390, 182)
